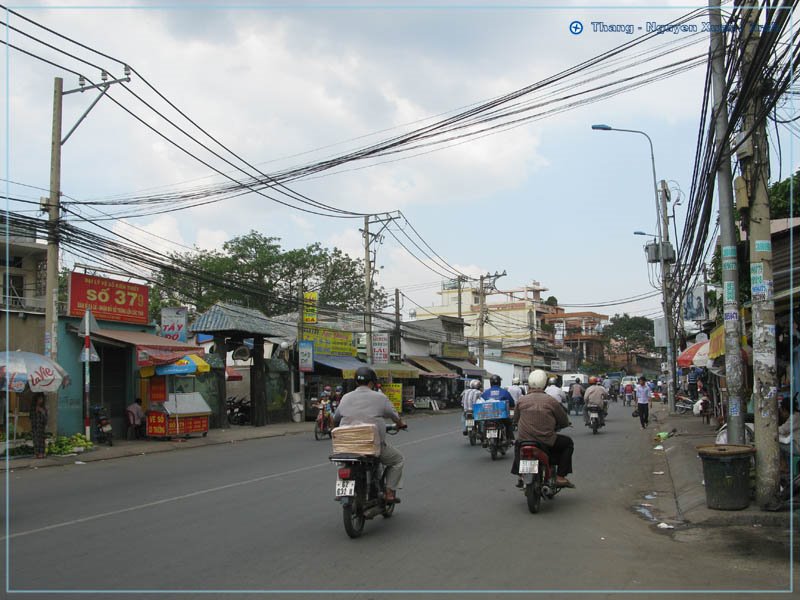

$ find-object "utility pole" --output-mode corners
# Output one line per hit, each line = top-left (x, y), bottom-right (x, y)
(528, 309), (535, 371)
(296, 285), (305, 401)
(478, 275), (486, 369)
(659, 179), (678, 413)
(709, 0), (746, 444)
(363, 216), (373, 364)
(45, 77), (63, 361)
(395, 288), (401, 360)
(740, 4), (779, 505)
(457, 276), (463, 320)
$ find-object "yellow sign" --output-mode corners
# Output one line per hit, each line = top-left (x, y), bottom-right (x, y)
(383, 383), (403, 413)
(302, 326), (356, 356)
(303, 291), (318, 324)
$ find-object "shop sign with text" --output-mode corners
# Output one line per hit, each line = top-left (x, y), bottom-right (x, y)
(69, 272), (149, 325)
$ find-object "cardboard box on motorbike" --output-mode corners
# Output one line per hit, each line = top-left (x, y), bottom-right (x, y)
(331, 422), (381, 456)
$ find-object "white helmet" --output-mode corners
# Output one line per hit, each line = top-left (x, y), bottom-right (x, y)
(528, 369), (548, 390)
(512, 376), (521, 385)
(470, 379), (481, 389)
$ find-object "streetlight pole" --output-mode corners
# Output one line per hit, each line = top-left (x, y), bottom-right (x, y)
(592, 124), (676, 413)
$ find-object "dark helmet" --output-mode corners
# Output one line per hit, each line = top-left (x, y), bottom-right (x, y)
(355, 366), (378, 386)
(490, 374), (502, 387)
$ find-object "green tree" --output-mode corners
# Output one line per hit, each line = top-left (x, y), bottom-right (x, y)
(768, 169), (800, 219)
(545, 295), (558, 306)
(151, 231), (386, 317)
(603, 313), (655, 369)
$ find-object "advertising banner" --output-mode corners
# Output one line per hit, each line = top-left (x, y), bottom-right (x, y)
(383, 383), (403, 413)
(161, 307), (188, 342)
(372, 333), (390, 363)
(683, 285), (706, 321)
(303, 291), (318, 324)
(298, 340), (314, 372)
(69, 272), (149, 325)
(303, 326), (356, 356)
(150, 376), (167, 402)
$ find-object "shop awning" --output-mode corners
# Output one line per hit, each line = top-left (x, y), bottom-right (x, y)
(371, 362), (421, 379)
(405, 356), (458, 378)
(86, 328), (203, 367)
(225, 366), (243, 381)
(677, 341), (709, 369)
(314, 355), (366, 379)
(437, 358), (485, 378)
(708, 325), (749, 360)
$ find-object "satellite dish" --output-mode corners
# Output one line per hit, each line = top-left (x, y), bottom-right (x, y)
(232, 345), (251, 361)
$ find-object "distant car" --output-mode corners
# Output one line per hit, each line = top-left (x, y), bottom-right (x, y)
(620, 376), (637, 390)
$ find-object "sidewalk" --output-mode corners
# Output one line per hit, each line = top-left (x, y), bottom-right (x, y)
(4, 408), (456, 471)
(647, 402), (793, 529)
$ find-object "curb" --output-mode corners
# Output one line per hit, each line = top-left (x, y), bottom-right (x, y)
(4, 408), (454, 471)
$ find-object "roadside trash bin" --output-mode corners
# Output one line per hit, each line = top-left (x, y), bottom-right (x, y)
(696, 444), (755, 510)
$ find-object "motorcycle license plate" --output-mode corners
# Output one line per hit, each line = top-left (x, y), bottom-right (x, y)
(487, 429), (499, 439)
(335, 479), (355, 497)
(519, 459), (539, 474)
(465, 419), (474, 427)
(590, 412), (599, 419)
(101, 425), (112, 433)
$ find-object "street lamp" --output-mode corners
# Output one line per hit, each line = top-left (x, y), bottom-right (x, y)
(592, 123), (676, 413)
(633, 231), (656, 237)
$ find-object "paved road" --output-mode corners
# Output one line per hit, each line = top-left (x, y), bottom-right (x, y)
(3, 403), (794, 598)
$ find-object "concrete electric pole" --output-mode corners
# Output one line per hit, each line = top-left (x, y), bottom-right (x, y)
(708, 0), (747, 445)
(740, 4), (780, 505)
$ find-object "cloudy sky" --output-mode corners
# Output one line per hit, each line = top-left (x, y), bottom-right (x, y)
(4, 1), (797, 326)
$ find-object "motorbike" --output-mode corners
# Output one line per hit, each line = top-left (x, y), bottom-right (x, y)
(314, 399), (334, 440)
(517, 440), (565, 513)
(483, 419), (509, 460)
(585, 405), (605, 434)
(330, 424), (406, 538)
(91, 405), (113, 446)
(402, 397), (416, 414)
(569, 397), (584, 417)
(675, 394), (695, 415)
(623, 391), (634, 407)
(464, 410), (478, 446)
(226, 396), (251, 425)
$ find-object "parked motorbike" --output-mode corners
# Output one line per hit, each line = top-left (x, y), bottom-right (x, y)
(91, 405), (113, 446)
(226, 396), (251, 425)
(314, 399), (334, 441)
(675, 394), (695, 415)
(517, 440), (565, 513)
(330, 424), (406, 538)
(464, 410), (478, 446)
(402, 397), (416, 414)
(585, 405), (605, 434)
(483, 420), (509, 460)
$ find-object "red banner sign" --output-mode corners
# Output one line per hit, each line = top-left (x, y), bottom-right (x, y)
(146, 412), (208, 437)
(69, 272), (149, 325)
(150, 376), (167, 403)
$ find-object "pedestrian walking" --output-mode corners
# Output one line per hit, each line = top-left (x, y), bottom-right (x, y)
(635, 376), (652, 429)
(30, 393), (48, 458)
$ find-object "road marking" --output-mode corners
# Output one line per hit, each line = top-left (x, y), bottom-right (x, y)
(3, 429), (454, 541)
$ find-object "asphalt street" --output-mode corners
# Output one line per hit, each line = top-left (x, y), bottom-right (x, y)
(2, 403), (794, 599)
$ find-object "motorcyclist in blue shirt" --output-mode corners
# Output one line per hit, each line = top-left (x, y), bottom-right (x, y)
(480, 374), (516, 442)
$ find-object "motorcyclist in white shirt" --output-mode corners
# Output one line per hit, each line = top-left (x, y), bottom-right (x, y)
(544, 377), (567, 409)
(460, 379), (483, 435)
(508, 376), (525, 405)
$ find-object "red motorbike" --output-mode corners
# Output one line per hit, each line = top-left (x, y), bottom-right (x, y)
(314, 399), (334, 441)
(517, 440), (565, 513)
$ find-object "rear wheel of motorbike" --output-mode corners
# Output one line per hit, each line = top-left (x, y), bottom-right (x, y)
(592, 420), (598, 435)
(314, 422), (323, 441)
(676, 405), (688, 415)
(525, 477), (542, 514)
(468, 430), (477, 446)
(490, 442), (498, 461)
(343, 503), (365, 538)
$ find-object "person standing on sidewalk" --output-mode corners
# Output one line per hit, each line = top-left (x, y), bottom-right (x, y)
(31, 393), (48, 458)
(635, 376), (653, 429)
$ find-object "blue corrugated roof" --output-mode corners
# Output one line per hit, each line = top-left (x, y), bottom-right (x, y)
(190, 302), (276, 336)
